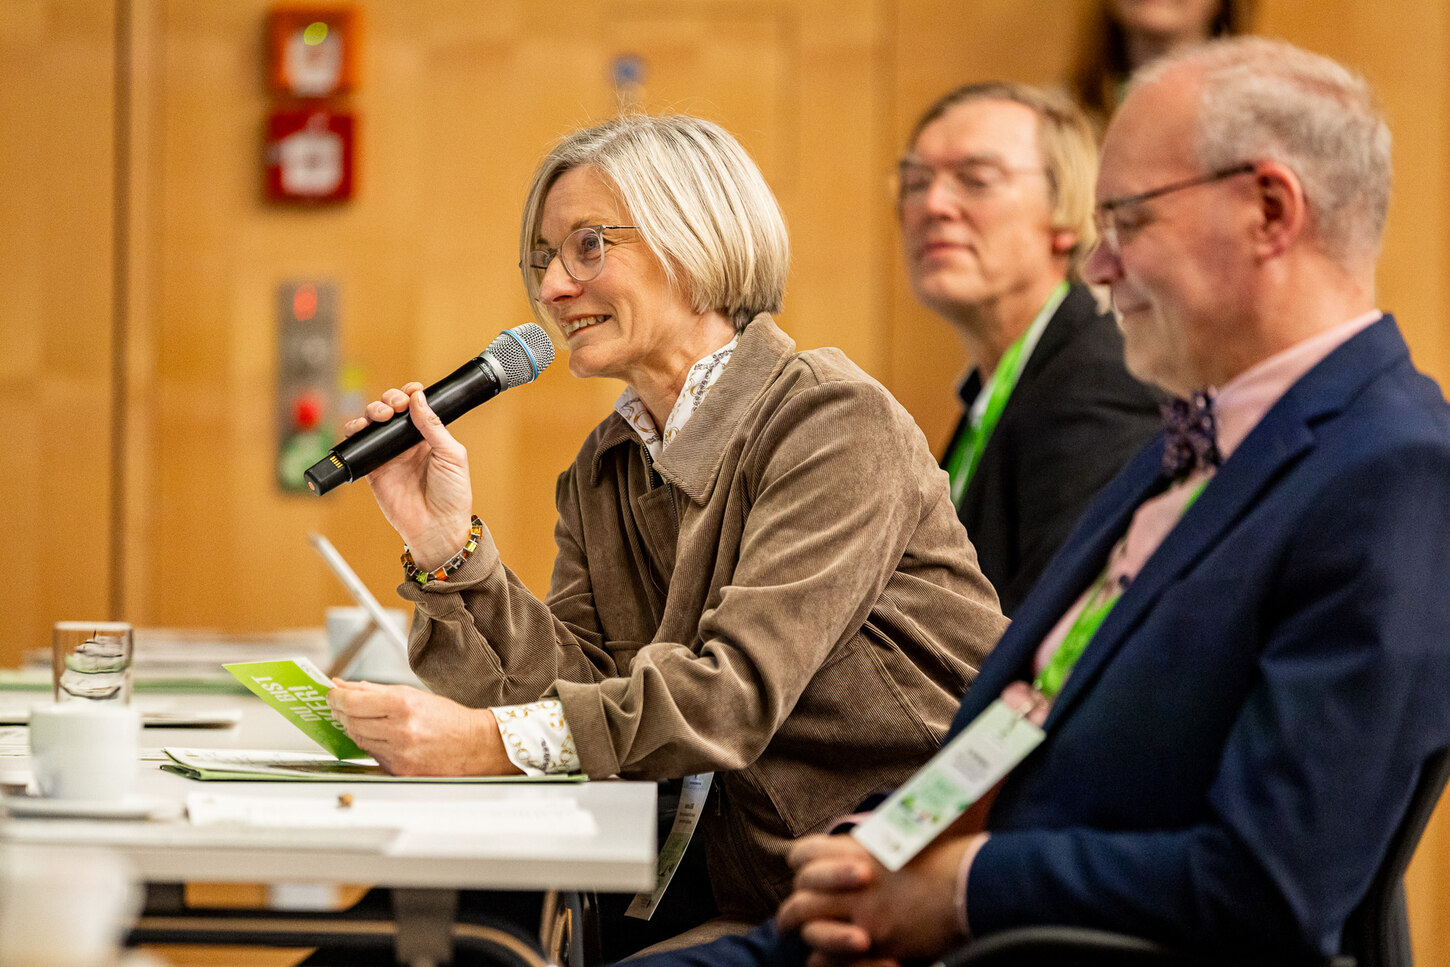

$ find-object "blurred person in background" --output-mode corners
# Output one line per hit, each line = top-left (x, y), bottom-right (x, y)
(1072, 0), (1254, 126)
(901, 82), (1160, 615)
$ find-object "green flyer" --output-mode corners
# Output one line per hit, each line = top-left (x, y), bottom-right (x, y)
(224, 657), (366, 759)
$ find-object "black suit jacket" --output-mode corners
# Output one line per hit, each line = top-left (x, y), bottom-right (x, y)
(944, 283), (1161, 615)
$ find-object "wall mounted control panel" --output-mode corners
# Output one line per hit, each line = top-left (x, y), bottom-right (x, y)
(276, 280), (338, 493)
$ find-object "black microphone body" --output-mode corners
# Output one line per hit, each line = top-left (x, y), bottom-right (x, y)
(304, 324), (554, 495)
(311, 357), (501, 492)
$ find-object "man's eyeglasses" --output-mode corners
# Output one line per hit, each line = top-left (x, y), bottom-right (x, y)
(896, 157), (1046, 206)
(524, 225), (638, 284)
(1094, 163), (1257, 255)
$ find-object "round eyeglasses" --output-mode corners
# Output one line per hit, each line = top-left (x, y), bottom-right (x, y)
(895, 157), (1046, 206)
(524, 225), (638, 284)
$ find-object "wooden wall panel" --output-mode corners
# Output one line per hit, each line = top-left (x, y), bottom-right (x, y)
(0, 0), (117, 667)
(2, 1), (1446, 961)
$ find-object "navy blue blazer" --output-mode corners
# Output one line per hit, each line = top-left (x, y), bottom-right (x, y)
(961, 316), (1450, 956)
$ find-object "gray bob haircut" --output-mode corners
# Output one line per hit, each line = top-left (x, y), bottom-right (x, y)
(1136, 37), (1392, 262)
(519, 115), (790, 332)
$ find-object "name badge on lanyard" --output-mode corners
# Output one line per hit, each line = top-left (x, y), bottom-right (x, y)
(851, 700), (1043, 870)
(626, 772), (714, 919)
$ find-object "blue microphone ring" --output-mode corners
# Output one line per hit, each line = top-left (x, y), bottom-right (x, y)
(504, 326), (543, 380)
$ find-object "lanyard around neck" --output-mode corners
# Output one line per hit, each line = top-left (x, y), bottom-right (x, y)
(1033, 477), (1210, 701)
(946, 282), (1067, 505)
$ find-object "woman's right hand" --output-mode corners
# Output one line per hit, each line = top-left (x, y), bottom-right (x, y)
(345, 383), (475, 568)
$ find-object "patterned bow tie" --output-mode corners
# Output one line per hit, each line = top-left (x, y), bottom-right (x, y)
(1160, 390), (1221, 480)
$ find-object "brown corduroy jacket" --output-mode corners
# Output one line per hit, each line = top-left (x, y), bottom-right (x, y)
(400, 315), (1007, 918)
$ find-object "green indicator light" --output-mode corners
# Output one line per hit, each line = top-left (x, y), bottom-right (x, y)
(303, 22), (329, 46)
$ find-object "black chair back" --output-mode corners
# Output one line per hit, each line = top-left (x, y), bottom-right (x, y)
(1338, 744), (1450, 967)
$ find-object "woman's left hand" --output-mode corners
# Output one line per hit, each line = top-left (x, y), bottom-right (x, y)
(327, 680), (523, 776)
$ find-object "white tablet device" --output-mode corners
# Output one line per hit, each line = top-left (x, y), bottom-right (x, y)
(307, 533), (411, 663)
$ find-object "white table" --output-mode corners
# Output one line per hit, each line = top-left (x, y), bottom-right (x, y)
(0, 690), (658, 965)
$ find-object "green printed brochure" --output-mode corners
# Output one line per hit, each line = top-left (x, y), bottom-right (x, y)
(208, 657), (586, 784)
(224, 657), (366, 759)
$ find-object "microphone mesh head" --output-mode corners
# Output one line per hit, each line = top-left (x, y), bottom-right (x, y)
(487, 323), (556, 388)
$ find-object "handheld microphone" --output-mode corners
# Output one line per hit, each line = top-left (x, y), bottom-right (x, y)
(304, 323), (556, 496)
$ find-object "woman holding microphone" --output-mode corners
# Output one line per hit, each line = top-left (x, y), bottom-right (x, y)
(328, 114), (1005, 951)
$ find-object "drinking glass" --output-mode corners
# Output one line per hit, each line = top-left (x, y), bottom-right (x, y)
(52, 621), (134, 704)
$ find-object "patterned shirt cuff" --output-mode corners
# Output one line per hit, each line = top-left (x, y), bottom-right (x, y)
(492, 699), (580, 776)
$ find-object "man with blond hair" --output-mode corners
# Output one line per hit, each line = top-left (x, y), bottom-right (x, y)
(639, 37), (1450, 964)
(899, 82), (1159, 614)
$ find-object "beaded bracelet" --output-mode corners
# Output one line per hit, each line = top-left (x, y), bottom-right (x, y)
(402, 515), (484, 586)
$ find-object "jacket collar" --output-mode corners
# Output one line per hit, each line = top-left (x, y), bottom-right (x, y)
(954, 282), (1097, 410)
(586, 314), (796, 501)
(956, 314), (1411, 730)
(1018, 282), (1101, 386)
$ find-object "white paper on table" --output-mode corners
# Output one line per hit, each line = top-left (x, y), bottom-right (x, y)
(185, 792), (599, 838)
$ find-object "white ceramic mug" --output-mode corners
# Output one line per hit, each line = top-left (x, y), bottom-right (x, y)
(29, 702), (141, 802)
(325, 605), (420, 685)
(0, 844), (139, 967)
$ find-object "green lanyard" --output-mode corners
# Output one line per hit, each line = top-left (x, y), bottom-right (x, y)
(945, 282), (1067, 506)
(1033, 478), (1210, 701)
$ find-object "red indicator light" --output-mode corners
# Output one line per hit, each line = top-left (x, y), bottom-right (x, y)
(293, 283), (318, 321)
(293, 392), (323, 430)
